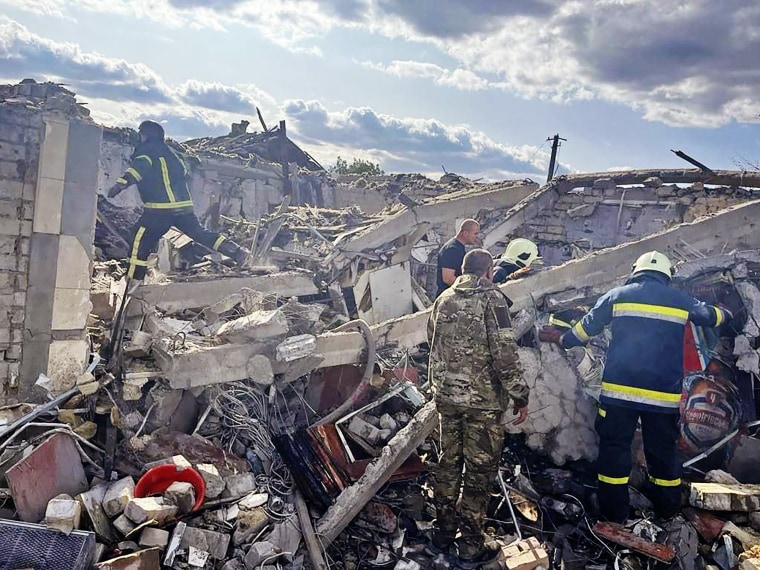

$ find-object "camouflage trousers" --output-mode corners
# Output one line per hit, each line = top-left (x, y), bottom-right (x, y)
(432, 401), (503, 559)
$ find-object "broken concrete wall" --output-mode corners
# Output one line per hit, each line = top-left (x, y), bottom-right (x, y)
(484, 172), (759, 267)
(0, 90), (40, 402)
(0, 81), (101, 402)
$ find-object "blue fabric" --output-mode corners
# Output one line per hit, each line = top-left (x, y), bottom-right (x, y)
(561, 272), (727, 413)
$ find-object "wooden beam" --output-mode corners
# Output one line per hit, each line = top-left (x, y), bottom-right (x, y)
(294, 490), (328, 570)
(315, 400), (438, 545)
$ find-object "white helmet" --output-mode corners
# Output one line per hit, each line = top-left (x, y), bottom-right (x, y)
(631, 250), (673, 278)
(504, 238), (539, 268)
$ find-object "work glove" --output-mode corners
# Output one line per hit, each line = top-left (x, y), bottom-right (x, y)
(107, 183), (125, 199)
(501, 405), (528, 427)
(507, 266), (532, 281)
(538, 325), (564, 346)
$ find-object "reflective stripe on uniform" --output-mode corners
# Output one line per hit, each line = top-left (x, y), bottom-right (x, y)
(649, 476), (681, 487)
(601, 381), (681, 409)
(126, 167), (142, 182)
(143, 200), (193, 209)
(128, 226), (147, 279)
(117, 177), (128, 185)
(571, 321), (590, 342)
(549, 315), (573, 329)
(158, 157), (177, 203)
(598, 408), (606, 417)
(135, 155), (153, 166)
(714, 306), (724, 326)
(213, 235), (226, 250)
(612, 302), (689, 324)
(598, 474), (629, 485)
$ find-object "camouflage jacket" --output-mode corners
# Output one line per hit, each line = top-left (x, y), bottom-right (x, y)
(427, 274), (529, 412)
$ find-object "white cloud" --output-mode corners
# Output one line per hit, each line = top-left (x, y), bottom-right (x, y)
(21, 0), (745, 129)
(282, 98), (549, 178)
(0, 17), (175, 103)
(0, 15), (553, 178)
(361, 60), (491, 91)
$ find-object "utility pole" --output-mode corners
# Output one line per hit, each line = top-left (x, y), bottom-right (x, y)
(546, 134), (567, 183)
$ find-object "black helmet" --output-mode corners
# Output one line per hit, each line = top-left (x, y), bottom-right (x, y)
(138, 120), (165, 141)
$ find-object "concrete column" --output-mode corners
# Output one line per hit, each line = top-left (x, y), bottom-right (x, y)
(21, 115), (102, 396)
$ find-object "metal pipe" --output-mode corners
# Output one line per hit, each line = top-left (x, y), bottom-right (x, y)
(497, 469), (522, 542)
(315, 319), (376, 426)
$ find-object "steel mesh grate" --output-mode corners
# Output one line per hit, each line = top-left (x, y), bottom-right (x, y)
(0, 519), (95, 570)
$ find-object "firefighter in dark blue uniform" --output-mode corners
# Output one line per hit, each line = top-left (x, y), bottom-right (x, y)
(107, 120), (247, 281)
(492, 238), (539, 284)
(539, 251), (731, 522)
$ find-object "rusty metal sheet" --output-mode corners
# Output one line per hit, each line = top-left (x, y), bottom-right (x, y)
(592, 521), (676, 563)
(7, 433), (89, 522)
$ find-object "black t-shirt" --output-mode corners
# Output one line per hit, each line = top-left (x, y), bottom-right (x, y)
(436, 238), (466, 296)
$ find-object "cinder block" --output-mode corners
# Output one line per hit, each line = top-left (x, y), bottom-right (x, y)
(0, 200), (19, 218)
(102, 477), (135, 517)
(0, 218), (20, 236)
(197, 463), (225, 499)
(0, 180), (24, 200)
(164, 481), (195, 514)
(502, 537), (549, 570)
(139, 527), (170, 549)
(124, 497), (178, 525)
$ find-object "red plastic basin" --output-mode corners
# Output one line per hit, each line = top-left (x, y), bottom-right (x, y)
(134, 464), (206, 511)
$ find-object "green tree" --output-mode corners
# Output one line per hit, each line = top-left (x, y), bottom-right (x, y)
(331, 155), (385, 176)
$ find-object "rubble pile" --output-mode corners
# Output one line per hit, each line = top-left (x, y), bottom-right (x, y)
(5, 76), (760, 568)
(0, 79), (93, 119)
(3, 243), (760, 568)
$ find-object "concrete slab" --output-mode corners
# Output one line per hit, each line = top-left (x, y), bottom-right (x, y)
(51, 287), (91, 330)
(6, 433), (88, 522)
(55, 235), (91, 289)
(60, 120), (101, 247)
(37, 118), (69, 182)
(128, 271), (320, 316)
(95, 547), (161, 570)
(18, 337), (50, 397)
(33, 176), (64, 234)
(25, 232), (59, 335)
(155, 343), (266, 390)
(690, 482), (760, 512)
(47, 339), (88, 392)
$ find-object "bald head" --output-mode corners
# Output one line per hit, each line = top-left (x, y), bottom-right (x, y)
(457, 219), (480, 245)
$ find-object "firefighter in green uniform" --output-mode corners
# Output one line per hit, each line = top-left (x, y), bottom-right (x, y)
(427, 248), (530, 566)
(107, 120), (248, 282)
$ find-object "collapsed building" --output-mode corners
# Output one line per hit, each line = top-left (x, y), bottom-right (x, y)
(2, 79), (760, 569)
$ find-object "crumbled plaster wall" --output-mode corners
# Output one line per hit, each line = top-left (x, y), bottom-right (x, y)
(516, 178), (752, 266)
(0, 81), (102, 403)
(504, 345), (599, 465)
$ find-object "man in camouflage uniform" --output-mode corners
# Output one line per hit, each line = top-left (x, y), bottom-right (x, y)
(427, 248), (530, 565)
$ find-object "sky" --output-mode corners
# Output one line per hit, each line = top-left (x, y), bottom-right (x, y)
(0, 0), (758, 180)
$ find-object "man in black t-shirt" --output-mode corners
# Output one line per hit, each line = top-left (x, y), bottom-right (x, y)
(435, 219), (480, 297)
